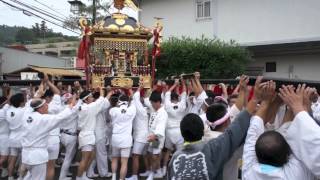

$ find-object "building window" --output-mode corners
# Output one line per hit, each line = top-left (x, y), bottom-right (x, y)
(196, 0), (211, 19)
(266, 62), (276, 72)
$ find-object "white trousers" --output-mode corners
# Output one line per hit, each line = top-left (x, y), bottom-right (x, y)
(23, 163), (47, 180)
(59, 133), (77, 179)
(87, 138), (109, 177)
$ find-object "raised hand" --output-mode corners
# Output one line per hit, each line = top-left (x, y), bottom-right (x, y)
(279, 84), (305, 115)
(239, 75), (249, 91)
(253, 76), (267, 101)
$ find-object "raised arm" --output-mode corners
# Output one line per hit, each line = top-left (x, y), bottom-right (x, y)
(279, 84), (320, 177)
(219, 83), (228, 100)
(234, 75), (249, 110)
(242, 81), (276, 178)
(44, 74), (60, 95)
(202, 76), (264, 178)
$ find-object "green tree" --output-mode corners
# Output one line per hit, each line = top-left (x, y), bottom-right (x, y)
(15, 28), (37, 44)
(32, 23), (41, 37)
(154, 37), (253, 79)
(40, 20), (47, 39)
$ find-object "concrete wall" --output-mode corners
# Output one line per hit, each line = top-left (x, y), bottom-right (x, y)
(140, 0), (320, 43)
(215, 0), (320, 44)
(0, 47), (69, 74)
(139, 0), (214, 39)
(248, 53), (320, 81)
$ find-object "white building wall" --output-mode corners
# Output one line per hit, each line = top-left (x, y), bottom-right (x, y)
(248, 53), (320, 81)
(139, 0), (214, 39)
(140, 0), (320, 43)
(215, 0), (320, 44)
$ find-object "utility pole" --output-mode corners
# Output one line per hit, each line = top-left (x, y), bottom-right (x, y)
(92, 0), (96, 24)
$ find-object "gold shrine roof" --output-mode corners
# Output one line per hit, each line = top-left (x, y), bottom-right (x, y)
(92, 13), (153, 39)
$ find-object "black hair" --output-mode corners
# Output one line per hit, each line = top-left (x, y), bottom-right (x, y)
(171, 92), (179, 101)
(0, 96), (7, 106)
(92, 91), (100, 99)
(255, 131), (291, 167)
(180, 113), (204, 142)
(9, 93), (25, 108)
(206, 103), (227, 123)
(205, 90), (215, 99)
(149, 91), (162, 103)
(204, 97), (214, 107)
(30, 99), (44, 111)
(110, 94), (119, 107)
(119, 94), (129, 102)
(42, 89), (54, 98)
(79, 90), (91, 100)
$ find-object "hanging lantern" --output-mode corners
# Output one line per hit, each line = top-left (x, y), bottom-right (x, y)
(68, 0), (84, 15)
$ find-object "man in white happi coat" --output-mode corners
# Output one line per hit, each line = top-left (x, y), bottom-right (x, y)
(162, 79), (187, 176)
(279, 84), (320, 179)
(144, 90), (168, 180)
(0, 96), (10, 175)
(6, 93), (29, 180)
(126, 82), (150, 180)
(86, 91), (112, 178)
(42, 78), (64, 180)
(21, 96), (77, 180)
(76, 88), (112, 180)
(110, 91), (136, 180)
(242, 82), (315, 180)
(59, 93), (80, 180)
(186, 72), (208, 115)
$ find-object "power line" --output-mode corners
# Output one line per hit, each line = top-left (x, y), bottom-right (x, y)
(31, 0), (68, 19)
(0, 0), (80, 34)
(8, 0), (66, 23)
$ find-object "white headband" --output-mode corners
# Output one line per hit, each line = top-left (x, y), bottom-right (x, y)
(81, 93), (92, 101)
(206, 112), (230, 130)
(33, 99), (46, 109)
(118, 100), (128, 106)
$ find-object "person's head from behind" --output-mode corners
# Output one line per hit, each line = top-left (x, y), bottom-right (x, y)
(171, 91), (179, 103)
(42, 89), (54, 103)
(206, 103), (230, 131)
(149, 91), (162, 110)
(180, 113), (204, 142)
(62, 93), (73, 105)
(228, 94), (238, 107)
(31, 98), (48, 114)
(10, 93), (25, 108)
(201, 97), (214, 113)
(118, 94), (129, 106)
(80, 90), (94, 104)
(255, 131), (291, 167)
(205, 90), (215, 99)
(92, 91), (100, 100)
(110, 94), (119, 107)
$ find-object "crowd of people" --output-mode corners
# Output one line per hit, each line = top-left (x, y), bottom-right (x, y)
(0, 72), (320, 180)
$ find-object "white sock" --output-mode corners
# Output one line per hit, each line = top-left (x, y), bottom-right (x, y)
(132, 175), (138, 178)
(112, 173), (116, 180)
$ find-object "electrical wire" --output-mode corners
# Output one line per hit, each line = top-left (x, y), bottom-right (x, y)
(8, 0), (66, 23)
(0, 0), (80, 34)
(31, 0), (68, 19)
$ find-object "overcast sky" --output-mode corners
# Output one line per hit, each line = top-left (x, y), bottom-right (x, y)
(0, 0), (137, 36)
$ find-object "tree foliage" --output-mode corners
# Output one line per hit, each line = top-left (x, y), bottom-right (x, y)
(15, 27), (38, 44)
(0, 24), (78, 45)
(154, 37), (253, 79)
